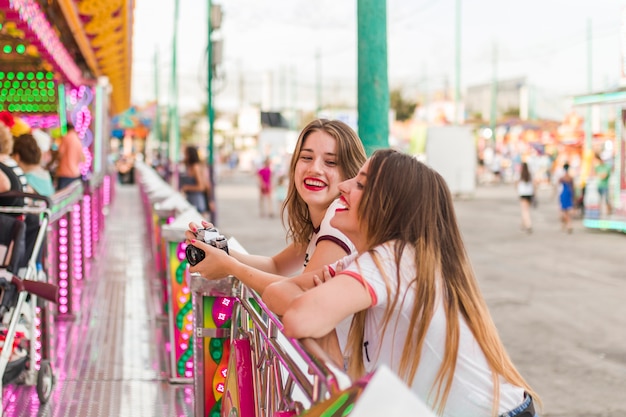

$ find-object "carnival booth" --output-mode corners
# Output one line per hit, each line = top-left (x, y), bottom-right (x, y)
(573, 90), (626, 233)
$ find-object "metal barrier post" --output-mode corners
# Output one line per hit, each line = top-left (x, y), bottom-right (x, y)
(191, 275), (236, 417)
(161, 209), (204, 383)
(49, 182), (84, 319)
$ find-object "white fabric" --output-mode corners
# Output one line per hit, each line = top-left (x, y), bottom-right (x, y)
(303, 198), (356, 356)
(32, 129), (51, 152)
(303, 198), (355, 268)
(339, 242), (524, 417)
(516, 180), (534, 197)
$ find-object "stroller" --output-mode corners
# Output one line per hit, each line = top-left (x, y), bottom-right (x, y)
(0, 190), (59, 407)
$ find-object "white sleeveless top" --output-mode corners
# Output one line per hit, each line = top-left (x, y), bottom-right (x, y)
(517, 180), (534, 197)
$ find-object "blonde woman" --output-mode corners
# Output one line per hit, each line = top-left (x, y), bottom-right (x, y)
(185, 119), (367, 291)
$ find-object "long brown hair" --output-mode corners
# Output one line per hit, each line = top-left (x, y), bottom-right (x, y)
(346, 149), (539, 415)
(283, 119), (366, 245)
(520, 162), (531, 182)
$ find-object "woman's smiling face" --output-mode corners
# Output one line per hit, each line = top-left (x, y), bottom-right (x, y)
(293, 130), (342, 223)
(330, 158), (369, 251)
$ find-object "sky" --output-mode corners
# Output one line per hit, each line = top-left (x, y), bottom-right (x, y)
(131, 0), (623, 120)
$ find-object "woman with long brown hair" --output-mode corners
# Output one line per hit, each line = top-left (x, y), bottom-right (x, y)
(180, 145), (211, 216)
(185, 119), (366, 291)
(264, 149), (541, 417)
(516, 162), (535, 233)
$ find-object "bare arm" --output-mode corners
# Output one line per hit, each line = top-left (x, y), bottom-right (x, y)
(185, 220), (305, 276)
(0, 170), (10, 192)
(187, 238), (323, 295)
(263, 273), (371, 339)
(230, 243), (304, 276)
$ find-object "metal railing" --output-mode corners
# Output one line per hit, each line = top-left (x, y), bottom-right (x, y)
(234, 283), (351, 416)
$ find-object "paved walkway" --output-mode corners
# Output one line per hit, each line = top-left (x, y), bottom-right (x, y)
(214, 171), (626, 417)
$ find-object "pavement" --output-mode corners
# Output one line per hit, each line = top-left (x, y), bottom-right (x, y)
(211, 170), (626, 417)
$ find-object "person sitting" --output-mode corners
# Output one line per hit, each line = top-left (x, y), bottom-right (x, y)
(262, 149), (541, 417)
(12, 133), (55, 197)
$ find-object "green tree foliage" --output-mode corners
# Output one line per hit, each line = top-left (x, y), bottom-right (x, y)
(390, 89), (417, 121)
(180, 104), (209, 144)
(503, 107), (520, 118)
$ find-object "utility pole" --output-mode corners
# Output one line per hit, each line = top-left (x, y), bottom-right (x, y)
(153, 49), (163, 164)
(489, 42), (498, 145)
(291, 66), (298, 129)
(585, 18), (592, 151)
(206, 0), (217, 224)
(357, 0), (389, 155)
(316, 49), (322, 114)
(168, 0), (180, 186)
(454, 0), (462, 124)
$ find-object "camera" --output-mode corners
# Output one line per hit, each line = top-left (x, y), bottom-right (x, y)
(185, 227), (229, 266)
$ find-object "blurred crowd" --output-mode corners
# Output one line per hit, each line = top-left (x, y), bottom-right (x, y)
(0, 111), (86, 201)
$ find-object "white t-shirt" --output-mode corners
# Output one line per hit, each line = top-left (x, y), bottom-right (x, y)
(303, 198), (356, 354)
(517, 180), (534, 197)
(338, 242), (525, 417)
(303, 198), (355, 268)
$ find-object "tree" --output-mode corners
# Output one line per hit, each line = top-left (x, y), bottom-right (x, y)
(503, 107), (520, 118)
(390, 89), (417, 121)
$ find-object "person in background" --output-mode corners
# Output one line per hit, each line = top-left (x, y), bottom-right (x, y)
(263, 149), (541, 417)
(0, 122), (30, 193)
(593, 153), (612, 216)
(0, 122), (23, 196)
(516, 162), (535, 234)
(180, 145), (211, 217)
(257, 157), (274, 218)
(12, 133), (55, 197)
(31, 129), (53, 169)
(55, 123), (85, 190)
(0, 123), (41, 267)
(557, 162), (574, 233)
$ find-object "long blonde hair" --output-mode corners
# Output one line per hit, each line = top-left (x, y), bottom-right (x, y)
(283, 119), (366, 245)
(345, 149), (540, 415)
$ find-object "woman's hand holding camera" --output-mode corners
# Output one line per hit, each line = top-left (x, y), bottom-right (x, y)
(185, 221), (232, 280)
(184, 220), (215, 242)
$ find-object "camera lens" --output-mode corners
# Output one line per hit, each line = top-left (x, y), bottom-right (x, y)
(185, 245), (205, 266)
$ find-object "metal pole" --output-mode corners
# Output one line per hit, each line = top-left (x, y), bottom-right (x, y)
(454, 0), (462, 124)
(585, 18), (592, 151)
(207, 0), (217, 224)
(153, 49), (163, 164)
(489, 42), (498, 145)
(357, 0), (389, 155)
(168, 0), (180, 186)
(316, 49), (322, 114)
(291, 66), (298, 129)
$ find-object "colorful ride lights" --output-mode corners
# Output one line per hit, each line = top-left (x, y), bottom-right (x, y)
(2, 43), (27, 54)
(82, 195), (93, 259)
(0, 71), (57, 112)
(71, 203), (83, 281)
(57, 217), (70, 314)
